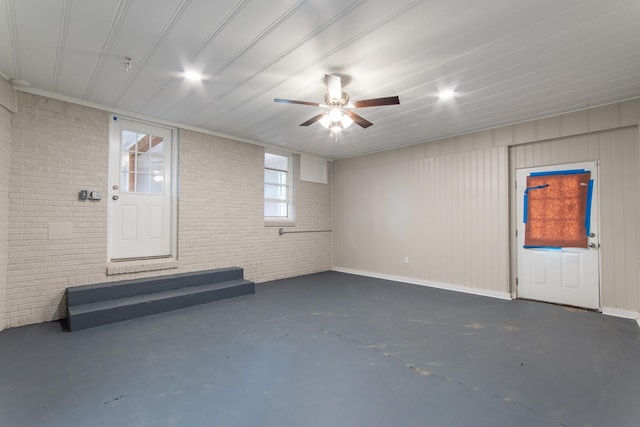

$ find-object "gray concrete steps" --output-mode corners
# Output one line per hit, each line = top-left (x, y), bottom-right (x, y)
(67, 267), (245, 306)
(66, 268), (254, 331)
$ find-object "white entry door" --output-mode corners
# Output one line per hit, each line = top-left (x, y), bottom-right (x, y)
(108, 116), (174, 260)
(516, 162), (600, 309)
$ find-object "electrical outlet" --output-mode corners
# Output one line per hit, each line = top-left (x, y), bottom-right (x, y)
(404, 256), (409, 264)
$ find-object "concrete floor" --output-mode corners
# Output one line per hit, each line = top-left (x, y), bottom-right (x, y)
(1, 271), (639, 427)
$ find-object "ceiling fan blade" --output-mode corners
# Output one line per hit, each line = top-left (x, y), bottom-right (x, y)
(300, 113), (326, 127)
(274, 98), (322, 107)
(325, 74), (342, 101)
(352, 96), (400, 108)
(345, 110), (373, 128)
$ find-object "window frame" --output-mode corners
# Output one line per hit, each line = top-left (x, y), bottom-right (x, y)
(264, 149), (295, 225)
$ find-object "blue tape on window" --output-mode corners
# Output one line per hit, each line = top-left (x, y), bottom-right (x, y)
(585, 179), (593, 235)
(529, 169), (585, 176)
(523, 245), (562, 250)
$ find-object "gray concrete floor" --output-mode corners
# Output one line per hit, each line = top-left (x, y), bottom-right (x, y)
(1, 271), (639, 427)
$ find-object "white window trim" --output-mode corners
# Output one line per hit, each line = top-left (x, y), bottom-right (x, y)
(264, 149), (295, 226)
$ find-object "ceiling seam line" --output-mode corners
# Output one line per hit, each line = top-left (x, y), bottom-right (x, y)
(83, 0), (132, 100)
(411, 2), (640, 108)
(386, 77), (640, 144)
(198, 0), (366, 110)
(111, 0), (193, 105)
(224, 0), (427, 115)
(350, 9), (640, 128)
(53, 0), (71, 91)
(251, 0), (597, 139)
(6, 0), (21, 78)
(133, 0), (252, 113)
(329, 0), (528, 102)
(156, 0), (365, 120)
(413, 40), (640, 120)
(213, 0), (307, 76)
(353, 27), (640, 130)
(183, 0), (374, 123)
(433, 73), (640, 132)
(197, 0), (425, 138)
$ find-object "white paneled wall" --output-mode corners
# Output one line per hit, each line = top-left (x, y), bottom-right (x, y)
(334, 98), (640, 317)
(334, 145), (510, 298)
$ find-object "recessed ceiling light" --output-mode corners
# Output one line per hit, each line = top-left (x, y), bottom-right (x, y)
(438, 89), (456, 100)
(184, 71), (202, 81)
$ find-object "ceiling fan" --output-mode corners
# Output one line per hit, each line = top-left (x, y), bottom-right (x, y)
(274, 74), (400, 132)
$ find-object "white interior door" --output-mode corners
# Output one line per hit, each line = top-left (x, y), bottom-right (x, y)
(109, 116), (173, 260)
(516, 162), (600, 309)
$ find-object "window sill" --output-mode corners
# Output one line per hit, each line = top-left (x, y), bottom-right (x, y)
(265, 219), (296, 227)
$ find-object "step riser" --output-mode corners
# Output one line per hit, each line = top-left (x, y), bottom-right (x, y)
(68, 268), (244, 306)
(68, 282), (254, 331)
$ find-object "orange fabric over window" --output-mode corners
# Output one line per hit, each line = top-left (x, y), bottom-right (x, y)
(524, 172), (591, 248)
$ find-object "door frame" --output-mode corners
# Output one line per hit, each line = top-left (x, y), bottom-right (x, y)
(514, 161), (602, 309)
(107, 114), (179, 262)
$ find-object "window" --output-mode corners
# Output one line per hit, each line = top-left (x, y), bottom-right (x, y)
(524, 170), (592, 248)
(120, 130), (165, 194)
(264, 150), (294, 219)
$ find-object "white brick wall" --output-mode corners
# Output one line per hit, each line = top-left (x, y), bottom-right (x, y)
(178, 130), (333, 284)
(4, 93), (333, 328)
(8, 93), (109, 326)
(0, 105), (11, 330)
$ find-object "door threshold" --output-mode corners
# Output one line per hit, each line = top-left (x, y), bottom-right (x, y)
(110, 255), (173, 262)
(517, 297), (600, 313)
(107, 257), (179, 276)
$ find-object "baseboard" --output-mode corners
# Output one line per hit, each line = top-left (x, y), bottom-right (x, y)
(331, 267), (513, 301)
(602, 307), (640, 326)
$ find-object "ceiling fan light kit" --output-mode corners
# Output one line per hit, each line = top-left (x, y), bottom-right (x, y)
(274, 74), (400, 137)
(317, 107), (353, 132)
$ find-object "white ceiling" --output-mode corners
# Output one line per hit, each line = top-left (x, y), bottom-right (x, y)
(1, 0), (640, 159)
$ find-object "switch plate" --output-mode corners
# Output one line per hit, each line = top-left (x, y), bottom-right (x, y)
(404, 256), (410, 264)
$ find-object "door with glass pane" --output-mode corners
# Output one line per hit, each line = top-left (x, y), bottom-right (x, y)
(108, 116), (173, 259)
(516, 161), (600, 309)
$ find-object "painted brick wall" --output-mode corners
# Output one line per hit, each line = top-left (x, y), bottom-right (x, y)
(8, 93), (109, 326)
(4, 93), (333, 328)
(177, 129), (333, 283)
(0, 105), (11, 329)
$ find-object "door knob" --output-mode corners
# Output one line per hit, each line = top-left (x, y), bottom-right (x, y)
(112, 195), (119, 200)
